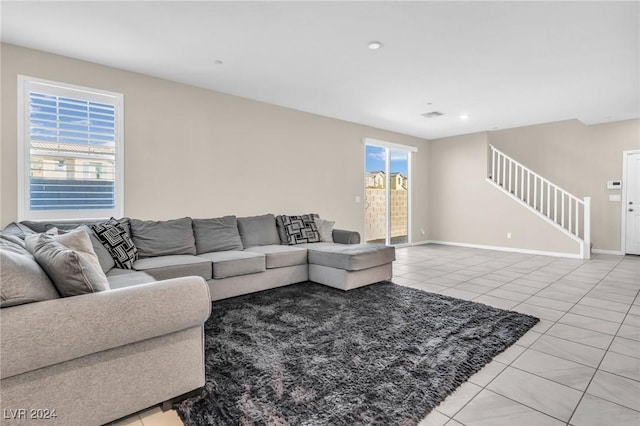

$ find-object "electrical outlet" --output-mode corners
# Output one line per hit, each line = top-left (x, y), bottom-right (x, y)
(507, 232), (512, 239)
(355, 196), (361, 203)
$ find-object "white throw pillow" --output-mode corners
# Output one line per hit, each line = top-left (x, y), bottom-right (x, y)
(314, 217), (335, 243)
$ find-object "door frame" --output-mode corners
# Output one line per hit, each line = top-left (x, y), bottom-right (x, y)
(621, 149), (640, 254)
(363, 138), (417, 246)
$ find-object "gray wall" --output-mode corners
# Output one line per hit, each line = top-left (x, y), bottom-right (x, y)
(428, 119), (640, 254)
(2, 43), (637, 255)
(427, 132), (580, 255)
(489, 119), (639, 252)
(1, 43), (429, 242)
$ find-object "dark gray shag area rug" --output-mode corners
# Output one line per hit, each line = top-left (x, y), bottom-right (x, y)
(175, 281), (538, 426)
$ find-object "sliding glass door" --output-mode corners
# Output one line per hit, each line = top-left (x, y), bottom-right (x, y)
(389, 150), (409, 244)
(364, 140), (414, 245)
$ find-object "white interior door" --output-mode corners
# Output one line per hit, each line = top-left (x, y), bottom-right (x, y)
(624, 152), (640, 255)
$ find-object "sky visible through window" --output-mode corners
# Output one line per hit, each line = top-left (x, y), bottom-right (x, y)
(30, 92), (115, 146)
(28, 90), (117, 211)
(366, 145), (408, 175)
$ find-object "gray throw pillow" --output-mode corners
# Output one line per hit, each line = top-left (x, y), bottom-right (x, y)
(314, 217), (335, 243)
(275, 215), (289, 245)
(0, 238), (60, 308)
(237, 214), (281, 248)
(25, 228), (58, 253)
(1, 232), (27, 248)
(1, 222), (35, 240)
(192, 216), (243, 254)
(78, 225), (116, 273)
(130, 217), (196, 258)
(31, 229), (110, 297)
(38, 223), (116, 273)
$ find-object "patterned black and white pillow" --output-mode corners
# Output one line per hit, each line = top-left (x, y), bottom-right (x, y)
(282, 214), (320, 245)
(91, 219), (138, 269)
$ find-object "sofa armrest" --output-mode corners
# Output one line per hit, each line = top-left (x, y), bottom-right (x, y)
(332, 229), (361, 245)
(0, 276), (211, 379)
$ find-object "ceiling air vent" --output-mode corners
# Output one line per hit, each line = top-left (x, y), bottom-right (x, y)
(421, 111), (444, 118)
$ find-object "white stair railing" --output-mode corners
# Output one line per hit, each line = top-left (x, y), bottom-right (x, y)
(488, 144), (591, 259)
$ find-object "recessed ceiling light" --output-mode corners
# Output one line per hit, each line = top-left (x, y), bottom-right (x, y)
(368, 41), (382, 50)
(459, 114), (469, 120)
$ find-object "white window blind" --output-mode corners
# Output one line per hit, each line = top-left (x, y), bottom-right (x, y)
(18, 76), (124, 220)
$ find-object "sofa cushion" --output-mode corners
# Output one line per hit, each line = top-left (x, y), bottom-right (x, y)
(192, 216), (243, 254)
(130, 217), (196, 258)
(106, 268), (157, 289)
(279, 214), (320, 245)
(22, 217), (132, 236)
(91, 219), (139, 269)
(29, 229), (110, 297)
(133, 255), (212, 281)
(0, 237), (60, 307)
(237, 214), (280, 248)
(197, 251), (266, 279)
(314, 217), (335, 243)
(244, 245), (308, 269)
(306, 244), (396, 271)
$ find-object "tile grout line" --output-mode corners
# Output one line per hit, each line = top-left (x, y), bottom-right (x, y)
(400, 248), (638, 425)
(450, 256), (600, 425)
(443, 254), (637, 424)
(506, 255), (631, 339)
(404, 248), (564, 425)
(432, 253), (594, 424)
(559, 257), (640, 425)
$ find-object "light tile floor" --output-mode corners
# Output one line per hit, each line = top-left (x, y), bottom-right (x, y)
(111, 244), (640, 426)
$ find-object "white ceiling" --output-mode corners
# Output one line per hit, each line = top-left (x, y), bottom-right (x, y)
(2, 1), (639, 139)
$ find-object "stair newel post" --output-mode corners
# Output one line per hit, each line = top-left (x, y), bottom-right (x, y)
(583, 196), (591, 260)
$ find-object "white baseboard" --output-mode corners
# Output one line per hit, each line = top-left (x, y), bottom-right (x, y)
(409, 240), (431, 246)
(423, 240), (583, 259)
(591, 249), (625, 256)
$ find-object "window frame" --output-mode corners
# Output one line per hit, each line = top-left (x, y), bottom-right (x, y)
(17, 75), (124, 221)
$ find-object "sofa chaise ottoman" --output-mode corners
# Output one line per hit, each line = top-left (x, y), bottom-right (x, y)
(304, 243), (395, 290)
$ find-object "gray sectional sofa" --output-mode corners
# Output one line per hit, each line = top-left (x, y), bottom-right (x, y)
(0, 213), (395, 425)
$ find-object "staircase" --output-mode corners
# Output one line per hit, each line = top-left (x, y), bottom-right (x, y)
(487, 144), (591, 259)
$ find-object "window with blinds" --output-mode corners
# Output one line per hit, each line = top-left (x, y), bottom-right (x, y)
(18, 76), (124, 220)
